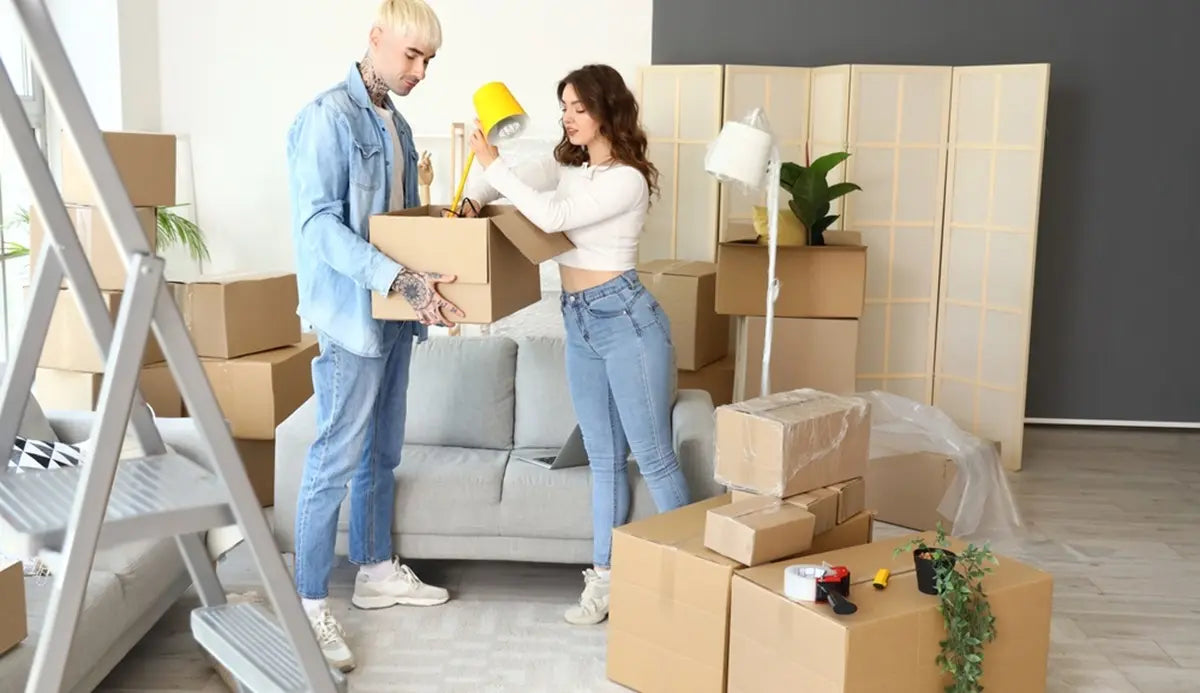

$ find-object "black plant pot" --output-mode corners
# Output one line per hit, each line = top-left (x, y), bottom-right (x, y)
(913, 548), (958, 595)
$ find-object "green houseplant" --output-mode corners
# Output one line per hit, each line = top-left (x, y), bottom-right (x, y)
(779, 149), (861, 246)
(894, 523), (999, 693)
(3, 204), (209, 263)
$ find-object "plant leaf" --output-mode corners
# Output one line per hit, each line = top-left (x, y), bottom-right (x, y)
(780, 162), (803, 192)
(827, 182), (863, 201)
(809, 151), (850, 179)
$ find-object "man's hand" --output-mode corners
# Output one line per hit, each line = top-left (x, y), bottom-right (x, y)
(390, 269), (465, 327)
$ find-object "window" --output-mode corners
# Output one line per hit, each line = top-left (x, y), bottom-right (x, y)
(1, 5), (47, 360)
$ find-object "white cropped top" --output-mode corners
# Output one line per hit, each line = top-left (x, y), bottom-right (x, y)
(464, 155), (648, 271)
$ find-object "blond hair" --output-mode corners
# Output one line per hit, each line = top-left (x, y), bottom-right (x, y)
(375, 0), (443, 50)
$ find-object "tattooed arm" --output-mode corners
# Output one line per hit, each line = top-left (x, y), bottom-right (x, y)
(390, 269), (465, 327)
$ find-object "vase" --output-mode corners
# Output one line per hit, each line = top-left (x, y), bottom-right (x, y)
(913, 548), (958, 595)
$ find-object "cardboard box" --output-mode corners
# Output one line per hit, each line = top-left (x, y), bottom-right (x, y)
(33, 363), (182, 417)
(867, 452), (958, 531)
(728, 534), (1053, 693)
(235, 438), (275, 507)
(637, 260), (729, 371)
(0, 560), (27, 656)
(30, 205), (158, 291)
(61, 131), (176, 207)
(202, 336), (318, 439)
(704, 495), (816, 566)
(715, 390), (870, 497)
(38, 288), (165, 372)
(607, 494), (874, 693)
(370, 205), (572, 324)
(172, 272), (301, 359)
(734, 316), (858, 401)
(731, 487), (841, 535)
(828, 477), (867, 524)
(678, 355), (735, 407)
(715, 239), (866, 318)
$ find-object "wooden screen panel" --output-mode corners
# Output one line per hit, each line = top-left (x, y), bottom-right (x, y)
(636, 65), (724, 263)
(807, 65), (851, 229)
(934, 64), (1051, 471)
(842, 66), (953, 404)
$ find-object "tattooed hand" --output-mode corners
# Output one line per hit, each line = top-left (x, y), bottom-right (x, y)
(390, 269), (465, 327)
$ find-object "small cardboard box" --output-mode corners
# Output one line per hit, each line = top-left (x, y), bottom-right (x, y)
(731, 486), (841, 535)
(33, 363), (182, 417)
(38, 288), (165, 372)
(715, 389), (870, 497)
(235, 438), (275, 507)
(728, 534), (1053, 693)
(828, 477), (867, 523)
(61, 131), (176, 207)
(678, 355), (735, 407)
(30, 205), (158, 291)
(370, 205), (573, 324)
(172, 272), (301, 359)
(607, 495), (874, 693)
(866, 452), (958, 531)
(202, 335), (319, 439)
(705, 495), (816, 566)
(637, 260), (729, 371)
(734, 316), (858, 401)
(715, 239), (866, 318)
(0, 560), (27, 656)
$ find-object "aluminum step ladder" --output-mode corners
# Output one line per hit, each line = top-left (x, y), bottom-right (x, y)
(0, 2), (344, 691)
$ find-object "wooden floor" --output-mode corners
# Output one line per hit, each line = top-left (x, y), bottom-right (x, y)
(94, 425), (1200, 692)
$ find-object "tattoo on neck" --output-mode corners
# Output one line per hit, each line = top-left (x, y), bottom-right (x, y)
(359, 56), (390, 107)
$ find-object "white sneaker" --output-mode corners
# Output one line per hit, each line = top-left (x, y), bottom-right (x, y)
(351, 558), (450, 609)
(564, 568), (610, 625)
(309, 607), (355, 673)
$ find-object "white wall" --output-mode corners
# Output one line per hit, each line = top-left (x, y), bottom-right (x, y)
(156, 0), (654, 275)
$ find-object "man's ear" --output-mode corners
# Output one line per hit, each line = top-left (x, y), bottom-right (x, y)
(368, 25), (384, 50)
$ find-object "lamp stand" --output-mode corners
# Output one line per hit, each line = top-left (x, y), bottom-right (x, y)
(761, 146), (782, 399)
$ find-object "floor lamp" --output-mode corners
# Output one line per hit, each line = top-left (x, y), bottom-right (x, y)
(705, 108), (780, 399)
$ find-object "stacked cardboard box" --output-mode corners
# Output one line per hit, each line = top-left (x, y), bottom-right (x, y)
(714, 225), (866, 401)
(0, 560), (26, 657)
(636, 260), (733, 406)
(171, 271), (316, 507)
(31, 132), (183, 417)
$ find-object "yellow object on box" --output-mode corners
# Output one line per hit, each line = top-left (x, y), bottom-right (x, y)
(450, 82), (530, 214)
(751, 206), (807, 246)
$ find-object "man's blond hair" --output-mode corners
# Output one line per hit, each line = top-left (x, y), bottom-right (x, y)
(375, 0), (443, 50)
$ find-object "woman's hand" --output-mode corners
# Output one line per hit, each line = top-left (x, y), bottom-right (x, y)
(468, 119), (499, 168)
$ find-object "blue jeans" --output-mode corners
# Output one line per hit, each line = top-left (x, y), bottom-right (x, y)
(561, 270), (692, 567)
(293, 321), (416, 599)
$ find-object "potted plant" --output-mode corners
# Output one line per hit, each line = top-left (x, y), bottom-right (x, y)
(894, 523), (999, 693)
(4, 204), (210, 263)
(779, 147), (861, 246)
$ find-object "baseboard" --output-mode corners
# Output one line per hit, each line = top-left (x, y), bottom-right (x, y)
(1025, 417), (1200, 430)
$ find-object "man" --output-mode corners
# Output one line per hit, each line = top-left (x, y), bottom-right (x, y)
(285, 0), (463, 673)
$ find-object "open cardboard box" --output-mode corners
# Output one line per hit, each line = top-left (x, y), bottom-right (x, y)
(370, 205), (572, 324)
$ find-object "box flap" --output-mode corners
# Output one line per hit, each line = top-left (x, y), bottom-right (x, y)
(637, 259), (717, 278)
(188, 270), (295, 286)
(486, 205), (575, 265)
(203, 333), (317, 367)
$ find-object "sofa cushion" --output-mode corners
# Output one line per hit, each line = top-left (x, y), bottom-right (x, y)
(512, 336), (578, 449)
(404, 336), (516, 450)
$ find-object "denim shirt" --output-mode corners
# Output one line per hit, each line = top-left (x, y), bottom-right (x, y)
(286, 63), (428, 358)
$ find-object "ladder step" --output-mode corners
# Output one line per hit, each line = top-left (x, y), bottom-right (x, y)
(0, 453), (234, 557)
(192, 603), (348, 693)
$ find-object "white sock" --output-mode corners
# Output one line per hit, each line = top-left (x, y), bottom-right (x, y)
(301, 598), (326, 618)
(594, 567), (611, 580)
(359, 559), (396, 582)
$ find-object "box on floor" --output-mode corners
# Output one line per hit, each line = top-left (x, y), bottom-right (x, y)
(34, 363), (182, 417)
(0, 561), (26, 657)
(234, 439), (276, 507)
(29, 205), (158, 292)
(733, 315), (858, 401)
(866, 452), (957, 531)
(370, 205), (572, 324)
(606, 495), (874, 693)
(636, 260), (729, 371)
(35, 288), (165, 372)
(728, 533), (1053, 692)
(171, 272), (302, 359)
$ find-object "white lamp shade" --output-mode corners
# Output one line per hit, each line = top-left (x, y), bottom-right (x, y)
(704, 120), (773, 189)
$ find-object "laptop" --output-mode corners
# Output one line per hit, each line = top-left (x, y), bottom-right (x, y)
(512, 425), (589, 470)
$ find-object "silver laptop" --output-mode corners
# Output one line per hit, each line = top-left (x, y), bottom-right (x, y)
(512, 425), (589, 470)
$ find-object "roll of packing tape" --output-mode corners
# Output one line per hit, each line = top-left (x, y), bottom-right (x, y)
(783, 564), (830, 603)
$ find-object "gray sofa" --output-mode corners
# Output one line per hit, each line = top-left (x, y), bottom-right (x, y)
(0, 404), (215, 692)
(273, 334), (722, 564)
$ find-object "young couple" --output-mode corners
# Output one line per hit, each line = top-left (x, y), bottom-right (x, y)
(286, 0), (692, 672)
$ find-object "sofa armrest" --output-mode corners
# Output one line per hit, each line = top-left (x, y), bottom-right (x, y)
(672, 388), (723, 501)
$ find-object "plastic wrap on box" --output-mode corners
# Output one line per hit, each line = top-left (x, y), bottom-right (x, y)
(860, 390), (1022, 539)
(714, 388), (870, 498)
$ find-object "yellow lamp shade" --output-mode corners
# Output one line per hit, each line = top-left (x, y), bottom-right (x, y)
(473, 82), (528, 143)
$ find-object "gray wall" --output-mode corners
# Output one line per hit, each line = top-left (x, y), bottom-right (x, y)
(652, 0), (1200, 423)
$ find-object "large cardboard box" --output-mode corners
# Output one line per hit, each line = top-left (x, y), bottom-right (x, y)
(172, 272), (301, 359)
(731, 486), (840, 535)
(202, 336), (319, 439)
(29, 205), (158, 291)
(33, 363), (182, 416)
(38, 288), (165, 372)
(715, 240), (866, 318)
(235, 438), (276, 507)
(61, 131), (176, 207)
(734, 316), (858, 401)
(607, 495), (874, 693)
(678, 355), (735, 407)
(867, 452), (957, 531)
(728, 534), (1053, 693)
(704, 495), (816, 566)
(828, 477), (867, 524)
(637, 260), (729, 370)
(370, 205), (572, 324)
(715, 390), (870, 497)
(0, 560), (27, 656)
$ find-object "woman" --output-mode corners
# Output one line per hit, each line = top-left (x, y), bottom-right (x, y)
(463, 64), (691, 625)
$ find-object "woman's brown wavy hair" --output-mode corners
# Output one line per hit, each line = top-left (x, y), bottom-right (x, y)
(553, 64), (659, 201)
